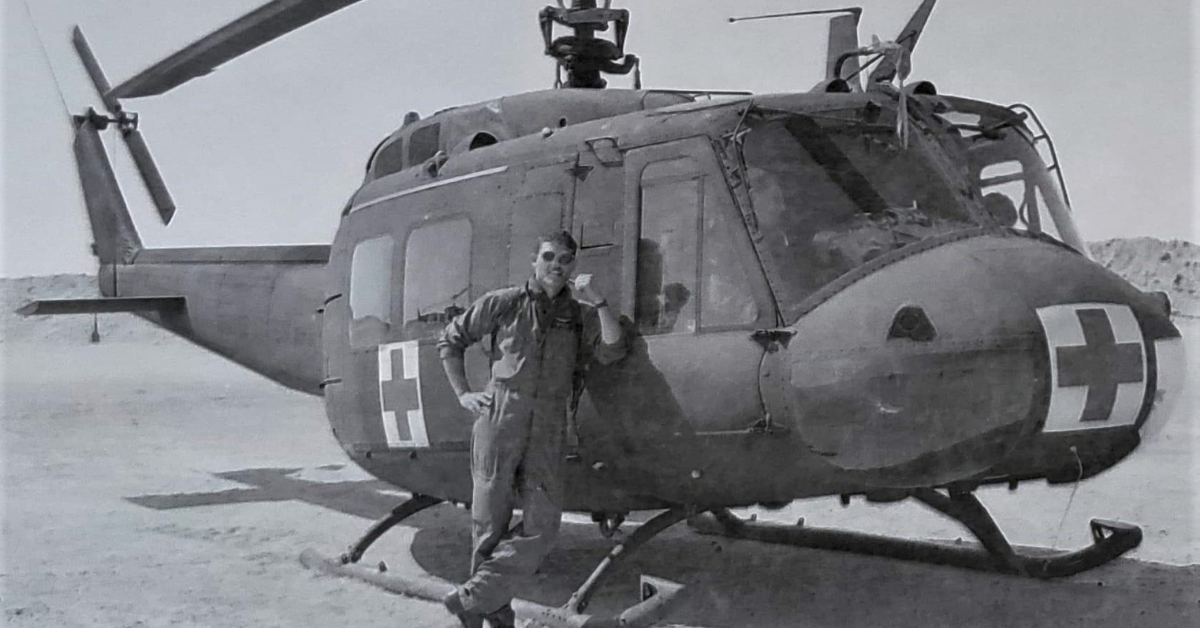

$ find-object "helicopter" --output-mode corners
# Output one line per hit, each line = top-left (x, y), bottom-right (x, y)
(18, 0), (1190, 625)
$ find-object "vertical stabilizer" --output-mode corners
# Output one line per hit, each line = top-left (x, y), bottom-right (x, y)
(73, 113), (142, 265)
(826, 12), (863, 90)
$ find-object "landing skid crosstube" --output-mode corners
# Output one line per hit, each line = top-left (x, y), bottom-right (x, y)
(689, 488), (1142, 579)
(300, 494), (687, 628)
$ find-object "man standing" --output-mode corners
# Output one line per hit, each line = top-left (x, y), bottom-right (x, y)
(437, 231), (626, 628)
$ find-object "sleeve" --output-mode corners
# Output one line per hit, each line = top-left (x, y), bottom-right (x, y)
(437, 290), (507, 360)
(580, 303), (628, 366)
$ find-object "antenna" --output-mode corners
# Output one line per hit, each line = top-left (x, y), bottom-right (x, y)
(728, 7), (865, 90)
(728, 7), (862, 24)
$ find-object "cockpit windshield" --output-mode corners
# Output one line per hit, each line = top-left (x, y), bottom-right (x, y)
(937, 97), (1087, 256)
(740, 105), (983, 321)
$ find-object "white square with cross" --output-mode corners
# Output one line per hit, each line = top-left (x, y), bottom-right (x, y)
(377, 341), (430, 448)
(1036, 303), (1147, 433)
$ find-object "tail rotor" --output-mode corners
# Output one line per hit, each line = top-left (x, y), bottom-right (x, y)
(72, 26), (176, 225)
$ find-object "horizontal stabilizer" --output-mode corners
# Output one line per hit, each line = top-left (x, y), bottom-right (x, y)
(134, 245), (331, 264)
(16, 296), (186, 316)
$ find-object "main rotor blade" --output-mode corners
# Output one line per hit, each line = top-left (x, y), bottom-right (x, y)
(825, 12), (862, 91)
(109, 0), (367, 99)
(868, 0), (936, 83)
(72, 27), (119, 113)
(121, 128), (177, 225)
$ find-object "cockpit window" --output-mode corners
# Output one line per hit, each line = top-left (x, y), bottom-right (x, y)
(408, 123), (441, 165)
(372, 138), (405, 178)
(938, 100), (1087, 255)
(741, 108), (980, 320)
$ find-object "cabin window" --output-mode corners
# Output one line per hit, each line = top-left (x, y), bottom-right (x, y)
(408, 123), (441, 165)
(372, 138), (405, 178)
(637, 170), (700, 335)
(403, 217), (472, 325)
(349, 235), (394, 346)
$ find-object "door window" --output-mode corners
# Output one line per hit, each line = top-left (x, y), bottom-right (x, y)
(701, 200), (759, 328)
(637, 170), (700, 335)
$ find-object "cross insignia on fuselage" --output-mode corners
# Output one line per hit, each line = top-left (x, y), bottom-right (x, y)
(1055, 308), (1144, 422)
(377, 341), (429, 447)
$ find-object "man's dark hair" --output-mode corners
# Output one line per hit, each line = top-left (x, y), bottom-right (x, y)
(536, 230), (578, 253)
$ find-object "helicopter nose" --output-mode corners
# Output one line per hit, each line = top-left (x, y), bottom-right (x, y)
(765, 234), (1185, 488)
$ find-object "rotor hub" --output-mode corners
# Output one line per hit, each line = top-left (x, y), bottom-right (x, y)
(540, 0), (638, 89)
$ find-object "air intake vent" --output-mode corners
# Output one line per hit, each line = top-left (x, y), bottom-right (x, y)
(888, 305), (936, 341)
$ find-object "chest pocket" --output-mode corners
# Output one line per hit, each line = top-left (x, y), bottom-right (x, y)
(542, 313), (581, 369)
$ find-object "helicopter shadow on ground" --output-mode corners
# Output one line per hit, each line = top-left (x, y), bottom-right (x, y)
(398, 505), (1199, 628)
(127, 467), (1198, 627)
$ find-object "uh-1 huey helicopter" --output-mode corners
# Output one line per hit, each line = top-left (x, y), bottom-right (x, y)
(20, 0), (1191, 625)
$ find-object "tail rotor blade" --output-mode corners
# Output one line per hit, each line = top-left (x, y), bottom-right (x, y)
(826, 12), (862, 91)
(121, 127), (177, 225)
(73, 25), (177, 225)
(109, 0), (368, 99)
(72, 26), (119, 113)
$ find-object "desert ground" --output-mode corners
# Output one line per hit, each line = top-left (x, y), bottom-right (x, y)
(2, 269), (1198, 627)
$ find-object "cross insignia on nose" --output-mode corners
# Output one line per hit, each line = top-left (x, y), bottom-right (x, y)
(378, 341), (429, 448)
(1055, 308), (1144, 422)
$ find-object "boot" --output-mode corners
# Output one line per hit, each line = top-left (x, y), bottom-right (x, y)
(484, 604), (516, 628)
(442, 590), (484, 628)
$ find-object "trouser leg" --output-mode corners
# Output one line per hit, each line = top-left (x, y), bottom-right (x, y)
(460, 392), (566, 615)
(460, 385), (527, 614)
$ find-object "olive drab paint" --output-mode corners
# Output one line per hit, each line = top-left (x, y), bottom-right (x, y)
(63, 86), (1185, 511)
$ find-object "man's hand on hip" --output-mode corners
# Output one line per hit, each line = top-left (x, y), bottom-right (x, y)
(458, 391), (493, 414)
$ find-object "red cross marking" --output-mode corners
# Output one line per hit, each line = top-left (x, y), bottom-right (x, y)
(380, 345), (420, 443)
(1055, 308), (1144, 422)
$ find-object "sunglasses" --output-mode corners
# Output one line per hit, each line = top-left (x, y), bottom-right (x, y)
(539, 251), (575, 265)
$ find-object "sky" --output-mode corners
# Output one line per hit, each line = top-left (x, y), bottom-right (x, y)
(1, 0), (1197, 277)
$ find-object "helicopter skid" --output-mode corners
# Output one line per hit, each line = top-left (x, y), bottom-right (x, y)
(299, 549), (684, 628)
(689, 489), (1142, 579)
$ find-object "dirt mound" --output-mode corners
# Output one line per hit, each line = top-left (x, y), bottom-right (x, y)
(1, 274), (177, 345)
(1089, 237), (1199, 318)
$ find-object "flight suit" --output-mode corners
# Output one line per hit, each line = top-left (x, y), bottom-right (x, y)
(438, 279), (626, 615)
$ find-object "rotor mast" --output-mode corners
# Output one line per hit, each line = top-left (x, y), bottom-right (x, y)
(540, 0), (638, 89)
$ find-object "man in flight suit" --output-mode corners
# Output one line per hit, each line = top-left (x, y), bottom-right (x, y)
(438, 231), (626, 628)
